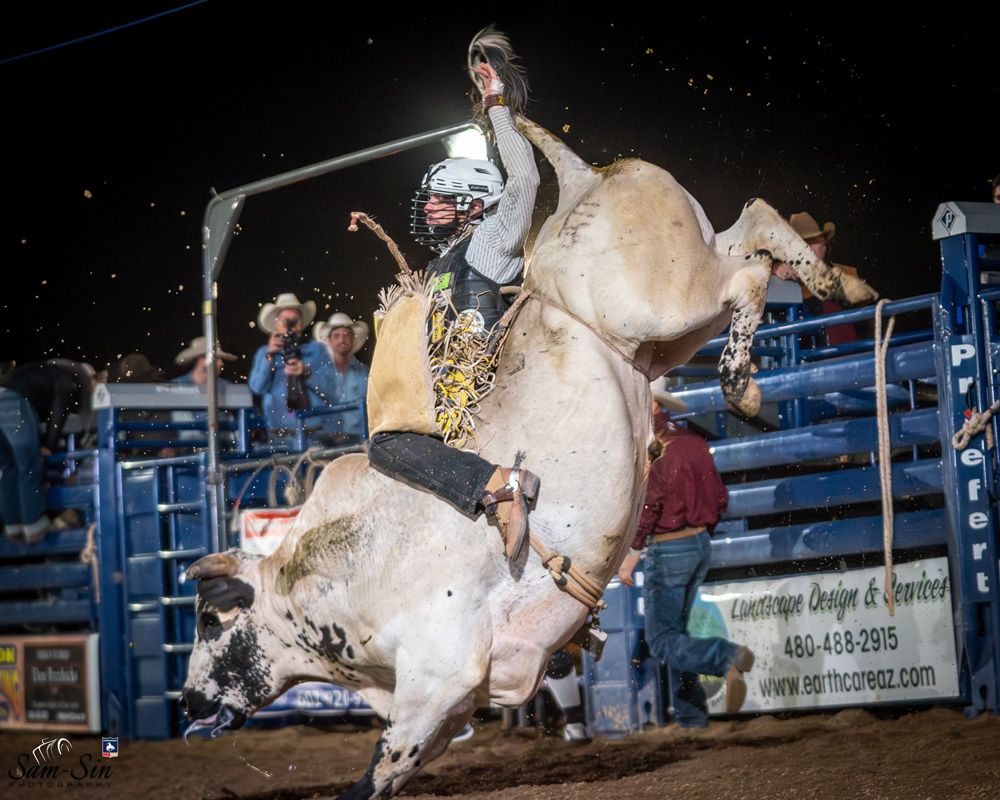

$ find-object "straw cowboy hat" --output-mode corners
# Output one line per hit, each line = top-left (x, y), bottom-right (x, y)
(175, 337), (237, 366)
(257, 293), (317, 334)
(789, 212), (836, 243)
(313, 312), (370, 354)
(650, 380), (688, 413)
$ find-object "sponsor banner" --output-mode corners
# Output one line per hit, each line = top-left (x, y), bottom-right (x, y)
(693, 557), (960, 713)
(240, 506), (301, 555)
(0, 635), (100, 732)
(0, 641), (22, 727)
(288, 682), (375, 716)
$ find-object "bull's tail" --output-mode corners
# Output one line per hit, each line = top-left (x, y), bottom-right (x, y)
(518, 118), (600, 221)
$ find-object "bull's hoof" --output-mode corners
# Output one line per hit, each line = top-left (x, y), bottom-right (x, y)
(729, 379), (762, 418)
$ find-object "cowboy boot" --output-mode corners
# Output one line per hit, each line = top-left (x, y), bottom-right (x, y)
(481, 467), (540, 561)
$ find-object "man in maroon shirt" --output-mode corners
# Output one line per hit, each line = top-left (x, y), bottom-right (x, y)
(619, 398), (754, 726)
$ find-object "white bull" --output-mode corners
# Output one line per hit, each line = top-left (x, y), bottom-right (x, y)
(181, 119), (876, 799)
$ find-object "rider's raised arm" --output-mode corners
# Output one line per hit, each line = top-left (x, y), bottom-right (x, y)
(463, 102), (539, 285)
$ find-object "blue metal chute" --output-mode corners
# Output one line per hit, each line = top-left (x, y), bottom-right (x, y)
(709, 408), (939, 473)
(671, 341), (936, 416)
(725, 459), (943, 520)
(709, 509), (948, 569)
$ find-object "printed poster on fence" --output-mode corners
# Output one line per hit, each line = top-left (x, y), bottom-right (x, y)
(693, 557), (960, 713)
(0, 635), (101, 732)
(240, 506), (302, 556)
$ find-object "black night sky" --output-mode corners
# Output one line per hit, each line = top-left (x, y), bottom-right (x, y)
(6, 5), (998, 378)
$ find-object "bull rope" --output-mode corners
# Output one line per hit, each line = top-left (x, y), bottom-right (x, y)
(874, 298), (897, 616)
(528, 535), (605, 610)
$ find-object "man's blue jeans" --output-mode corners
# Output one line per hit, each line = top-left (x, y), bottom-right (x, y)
(0, 388), (46, 527)
(643, 531), (739, 727)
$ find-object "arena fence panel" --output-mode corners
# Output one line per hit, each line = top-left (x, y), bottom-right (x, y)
(584, 201), (1000, 735)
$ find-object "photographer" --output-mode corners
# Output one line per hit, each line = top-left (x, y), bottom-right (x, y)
(248, 293), (336, 449)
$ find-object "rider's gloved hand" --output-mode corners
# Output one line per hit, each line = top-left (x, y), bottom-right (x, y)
(473, 62), (505, 110)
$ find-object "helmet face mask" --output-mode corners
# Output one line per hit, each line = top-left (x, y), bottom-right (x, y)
(410, 158), (503, 248)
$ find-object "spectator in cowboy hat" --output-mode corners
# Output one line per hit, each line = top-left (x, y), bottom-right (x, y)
(173, 336), (237, 387)
(164, 337), (238, 451)
(313, 312), (370, 443)
(248, 292), (335, 448)
(772, 211), (870, 346)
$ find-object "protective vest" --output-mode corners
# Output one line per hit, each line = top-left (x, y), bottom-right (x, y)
(427, 238), (519, 331)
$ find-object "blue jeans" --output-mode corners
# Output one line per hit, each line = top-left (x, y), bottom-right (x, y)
(0, 388), (46, 527)
(644, 532), (739, 727)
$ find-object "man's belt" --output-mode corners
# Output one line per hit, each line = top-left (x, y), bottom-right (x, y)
(650, 525), (706, 543)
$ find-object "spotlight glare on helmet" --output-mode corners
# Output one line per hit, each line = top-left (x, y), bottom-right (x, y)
(444, 129), (488, 160)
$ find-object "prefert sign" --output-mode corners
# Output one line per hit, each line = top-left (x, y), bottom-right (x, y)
(950, 340), (992, 595)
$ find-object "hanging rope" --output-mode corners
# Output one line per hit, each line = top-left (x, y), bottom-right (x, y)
(874, 299), (897, 616)
(229, 461), (270, 535)
(80, 523), (100, 603)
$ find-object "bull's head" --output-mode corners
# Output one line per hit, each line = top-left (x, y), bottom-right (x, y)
(180, 548), (278, 736)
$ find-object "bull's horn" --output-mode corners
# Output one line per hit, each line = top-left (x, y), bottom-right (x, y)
(186, 552), (241, 580)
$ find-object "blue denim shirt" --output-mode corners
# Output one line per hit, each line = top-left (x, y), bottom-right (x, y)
(248, 340), (336, 433)
(323, 357), (369, 439)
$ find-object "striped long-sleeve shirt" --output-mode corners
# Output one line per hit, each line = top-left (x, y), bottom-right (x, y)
(457, 105), (540, 284)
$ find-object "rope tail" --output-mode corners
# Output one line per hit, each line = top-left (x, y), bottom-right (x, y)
(348, 211), (412, 276)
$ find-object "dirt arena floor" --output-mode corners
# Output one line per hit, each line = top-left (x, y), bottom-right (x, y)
(3, 707), (999, 800)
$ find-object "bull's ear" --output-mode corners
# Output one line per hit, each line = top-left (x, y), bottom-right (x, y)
(197, 577), (255, 611)
(187, 552), (241, 581)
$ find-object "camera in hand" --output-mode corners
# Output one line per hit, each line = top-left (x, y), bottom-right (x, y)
(281, 320), (309, 411)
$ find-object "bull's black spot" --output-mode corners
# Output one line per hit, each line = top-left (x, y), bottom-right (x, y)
(447, 590), (453, 597)
(207, 624), (273, 709)
(285, 610), (294, 622)
(408, 744), (420, 758)
(318, 623), (350, 660)
(304, 616), (320, 634)
(340, 735), (387, 800)
(390, 750), (401, 763)
(296, 622), (353, 664)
